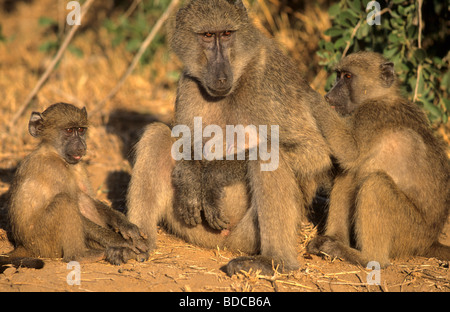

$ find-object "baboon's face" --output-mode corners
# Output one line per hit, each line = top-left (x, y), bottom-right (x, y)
(172, 0), (256, 98)
(28, 103), (89, 164)
(325, 69), (358, 116)
(196, 30), (235, 97)
(57, 126), (88, 164)
(325, 52), (396, 116)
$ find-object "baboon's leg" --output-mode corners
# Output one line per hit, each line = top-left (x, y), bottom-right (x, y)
(83, 217), (148, 264)
(29, 193), (87, 261)
(324, 172), (355, 245)
(127, 122), (175, 251)
(310, 172), (426, 267)
(354, 172), (425, 266)
(227, 153), (302, 275)
(424, 242), (450, 260)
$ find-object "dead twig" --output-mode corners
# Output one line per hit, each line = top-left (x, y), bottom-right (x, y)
(413, 0), (423, 103)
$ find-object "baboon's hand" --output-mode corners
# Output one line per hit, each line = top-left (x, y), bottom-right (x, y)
(113, 220), (146, 243)
(174, 189), (203, 226)
(172, 160), (203, 226)
(105, 247), (149, 265)
(202, 188), (230, 230)
(203, 205), (229, 230)
(306, 235), (344, 260)
(109, 218), (150, 254)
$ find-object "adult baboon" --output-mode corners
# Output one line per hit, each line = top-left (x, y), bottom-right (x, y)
(307, 51), (450, 267)
(127, 0), (331, 275)
(5, 103), (148, 267)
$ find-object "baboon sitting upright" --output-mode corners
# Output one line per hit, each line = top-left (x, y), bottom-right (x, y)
(307, 51), (450, 267)
(127, 0), (332, 275)
(5, 103), (148, 266)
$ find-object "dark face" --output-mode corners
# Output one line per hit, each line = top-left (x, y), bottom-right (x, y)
(325, 53), (396, 117)
(172, 0), (258, 98)
(197, 30), (235, 97)
(58, 127), (87, 164)
(28, 103), (89, 165)
(325, 70), (359, 117)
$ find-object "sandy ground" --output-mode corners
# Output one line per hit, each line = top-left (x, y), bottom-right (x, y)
(0, 0), (449, 295)
(0, 157), (449, 293)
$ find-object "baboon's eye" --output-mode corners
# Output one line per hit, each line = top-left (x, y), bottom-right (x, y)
(203, 32), (214, 38)
(65, 128), (74, 134)
(344, 73), (352, 79)
(222, 30), (232, 37)
(77, 127), (86, 134)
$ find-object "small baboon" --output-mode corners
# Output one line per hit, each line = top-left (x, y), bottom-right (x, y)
(5, 103), (148, 267)
(127, 0), (331, 275)
(307, 51), (450, 267)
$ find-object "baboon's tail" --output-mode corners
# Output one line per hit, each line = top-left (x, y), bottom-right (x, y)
(423, 242), (450, 261)
(0, 256), (45, 269)
(0, 247), (45, 270)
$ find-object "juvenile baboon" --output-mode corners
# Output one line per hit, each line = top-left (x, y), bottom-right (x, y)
(307, 51), (450, 267)
(5, 103), (148, 267)
(127, 0), (331, 275)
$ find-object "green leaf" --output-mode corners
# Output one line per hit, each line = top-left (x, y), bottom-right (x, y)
(328, 4), (341, 17)
(0, 25), (6, 43)
(388, 32), (399, 43)
(334, 37), (348, 49)
(421, 99), (442, 118)
(324, 27), (346, 37)
(417, 70), (425, 95)
(413, 48), (427, 63)
(38, 16), (57, 27)
(356, 22), (369, 40)
(383, 47), (398, 58)
(406, 25), (417, 39)
(324, 41), (335, 52)
(167, 70), (180, 81)
(348, 0), (361, 12)
(440, 71), (450, 92)
(126, 38), (141, 52)
(442, 98), (450, 111)
(325, 72), (337, 91)
(68, 45), (83, 58)
(339, 11), (359, 27)
(39, 40), (58, 52)
(389, 9), (401, 19)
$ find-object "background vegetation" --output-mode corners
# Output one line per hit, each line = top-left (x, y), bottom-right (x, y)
(0, 0), (448, 163)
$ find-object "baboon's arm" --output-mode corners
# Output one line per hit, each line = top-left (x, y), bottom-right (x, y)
(312, 99), (359, 167)
(92, 200), (147, 243)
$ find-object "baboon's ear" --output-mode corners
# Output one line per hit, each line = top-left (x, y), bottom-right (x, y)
(380, 62), (395, 88)
(28, 112), (44, 138)
(227, 0), (246, 10)
(81, 107), (88, 119)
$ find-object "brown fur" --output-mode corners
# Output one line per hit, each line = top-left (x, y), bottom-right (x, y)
(5, 103), (148, 267)
(307, 51), (450, 267)
(127, 0), (331, 276)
